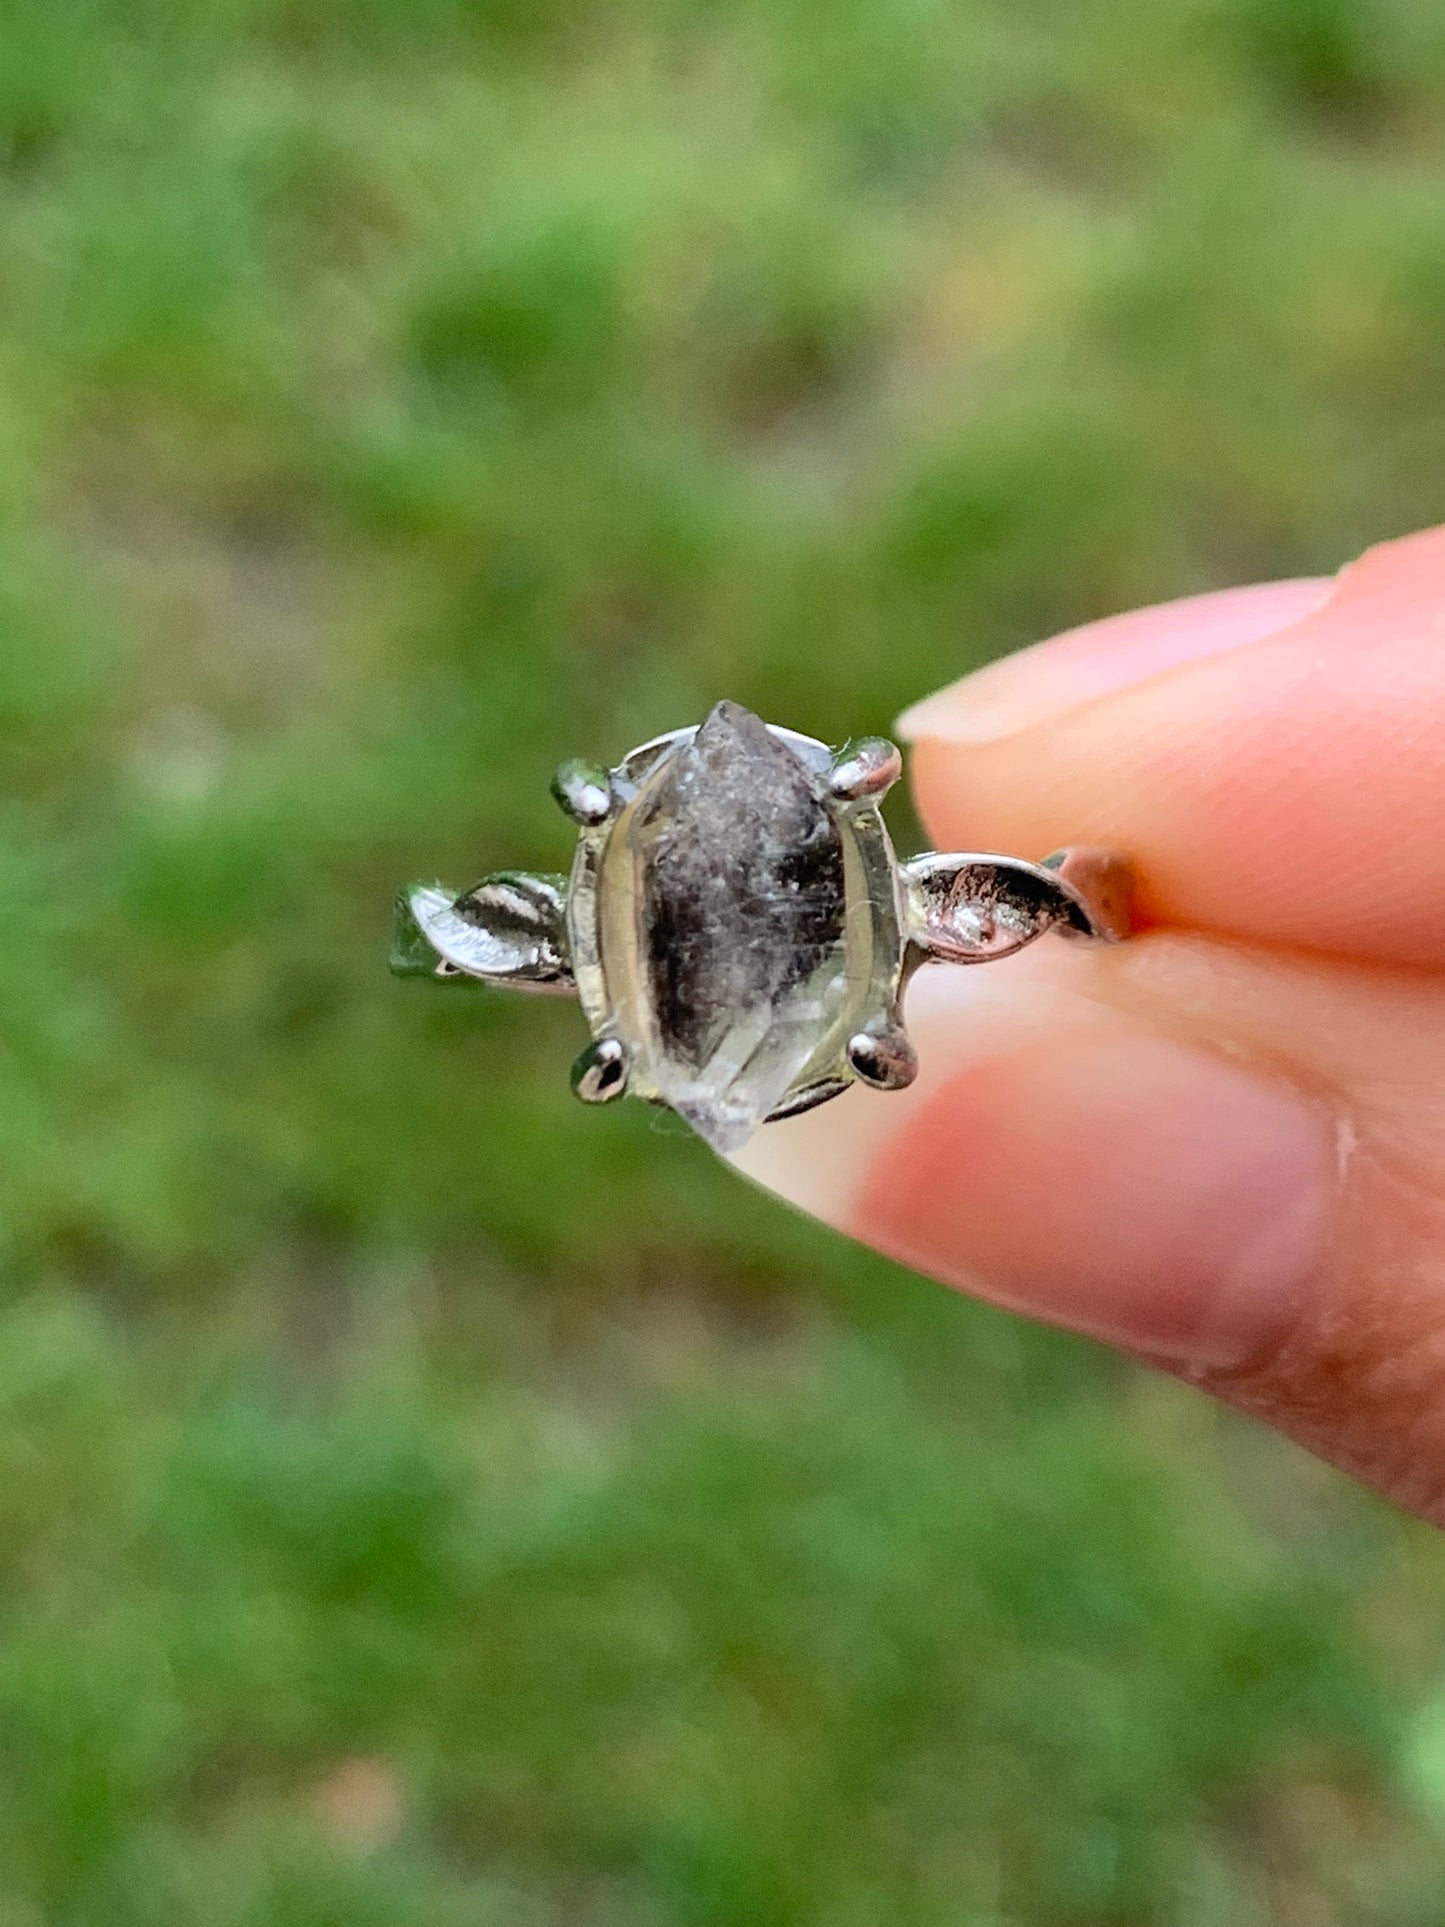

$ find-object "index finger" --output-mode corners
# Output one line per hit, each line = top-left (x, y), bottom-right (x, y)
(902, 524), (1445, 967)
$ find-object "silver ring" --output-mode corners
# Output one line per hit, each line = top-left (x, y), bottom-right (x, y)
(393, 701), (1132, 1153)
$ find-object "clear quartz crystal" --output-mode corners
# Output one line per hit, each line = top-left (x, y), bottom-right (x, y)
(595, 702), (871, 1153)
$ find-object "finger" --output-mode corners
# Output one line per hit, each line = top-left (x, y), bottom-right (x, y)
(901, 523), (1445, 966)
(731, 935), (1445, 1524)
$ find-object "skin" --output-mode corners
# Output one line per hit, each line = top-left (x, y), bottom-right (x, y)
(732, 523), (1445, 1528)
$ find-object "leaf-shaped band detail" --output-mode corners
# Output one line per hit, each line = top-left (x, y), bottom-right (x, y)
(391, 848), (1131, 995)
(903, 848), (1133, 965)
(391, 872), (576, 993)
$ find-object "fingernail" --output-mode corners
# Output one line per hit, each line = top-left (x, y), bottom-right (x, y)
(860, 1027), (1333, 1368)
(896, 576), (1333, 745)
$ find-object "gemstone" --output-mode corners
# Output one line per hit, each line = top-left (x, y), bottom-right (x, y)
(594, 701), (869, 1152)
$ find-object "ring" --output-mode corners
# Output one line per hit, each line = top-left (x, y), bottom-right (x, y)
(392, 700), (1133, 1153)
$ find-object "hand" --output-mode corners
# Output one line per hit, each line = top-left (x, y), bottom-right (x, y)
(733, 524), (1445, 1527)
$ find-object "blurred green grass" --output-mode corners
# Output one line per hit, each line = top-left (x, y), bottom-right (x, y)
(3, 0), (1445, 1920)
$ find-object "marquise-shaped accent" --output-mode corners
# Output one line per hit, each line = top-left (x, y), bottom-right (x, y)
(903, 850), (1130, 965)
(391, 872), (575, 992)
(588, 700), (867, 1154)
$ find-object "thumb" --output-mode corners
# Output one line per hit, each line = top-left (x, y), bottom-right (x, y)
(732, 530), (1445, 1526)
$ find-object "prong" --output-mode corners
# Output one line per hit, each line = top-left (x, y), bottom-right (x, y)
(847, 1019), (918, 1092)
(829, 736), (903, 802)
(551, 758), (615, 826)
(572, 1036), (630, 1104)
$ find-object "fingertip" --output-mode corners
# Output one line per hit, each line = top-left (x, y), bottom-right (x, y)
(729, 955), (1335, 1373)
(859, 1025), (1333, 1369)
(727, 958), (1082, 1229)
(894, 521), (1445, 964)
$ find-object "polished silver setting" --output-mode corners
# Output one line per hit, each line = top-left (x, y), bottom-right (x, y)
(829, 736), (904, 801)
(550, 758), (614, 827)
(393, 702), (1132, 1149)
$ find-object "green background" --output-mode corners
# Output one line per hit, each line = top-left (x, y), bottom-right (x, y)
(4, 0), (1445, 1920)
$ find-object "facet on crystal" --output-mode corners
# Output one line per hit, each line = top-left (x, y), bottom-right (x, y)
(590, 701), (881, 1153)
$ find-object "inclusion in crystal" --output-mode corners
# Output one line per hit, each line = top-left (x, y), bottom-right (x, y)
(593, 701), (872, 1152)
